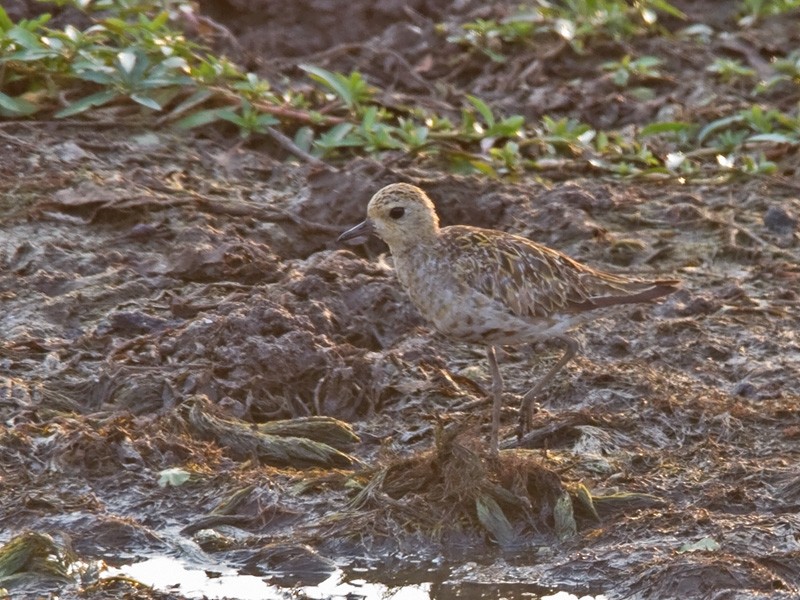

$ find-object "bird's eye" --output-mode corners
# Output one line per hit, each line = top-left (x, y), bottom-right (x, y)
(389, 207), (405, 219)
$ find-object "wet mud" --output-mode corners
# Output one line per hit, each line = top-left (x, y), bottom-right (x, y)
(1, 0), (800, 598)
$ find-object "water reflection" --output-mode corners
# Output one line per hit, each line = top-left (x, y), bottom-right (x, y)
(106, 556), (606, 600)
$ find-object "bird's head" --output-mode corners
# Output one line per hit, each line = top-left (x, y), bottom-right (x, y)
(338, 183), (440, 251)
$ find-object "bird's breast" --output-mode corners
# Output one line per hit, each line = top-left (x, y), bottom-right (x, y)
(392, 253), (459, 324)
(391, 252), (557, 346)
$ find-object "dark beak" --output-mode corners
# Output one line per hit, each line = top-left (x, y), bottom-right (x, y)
(337, 219), (374, 245)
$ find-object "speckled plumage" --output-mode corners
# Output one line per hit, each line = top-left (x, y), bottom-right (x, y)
(339, 183), (679, 454)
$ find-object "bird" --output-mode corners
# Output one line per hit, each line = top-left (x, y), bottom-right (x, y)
(338, 183), (679, 456)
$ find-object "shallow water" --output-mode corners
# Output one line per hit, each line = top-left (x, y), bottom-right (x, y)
(107, 556), (607, 600)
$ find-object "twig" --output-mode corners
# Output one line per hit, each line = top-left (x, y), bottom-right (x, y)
(267, 126), (330, 168)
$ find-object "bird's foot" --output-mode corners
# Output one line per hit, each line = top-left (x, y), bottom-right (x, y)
(515, 397), (540, 441)
(516, 412), (530, 442)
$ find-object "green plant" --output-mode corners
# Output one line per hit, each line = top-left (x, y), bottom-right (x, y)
(216, 98), (279, 139)
(0, 11), (59, 115)
(463, 95), (525, 140)
(640, 121), (695, 141)
(300, 65), (373, 112)
(540, 115), (596, 153)
(447, 18), (535, 62)
(698, 105), (800, 154)
(312, 108), (408, 156)
(756, 50), (800, 92)
(772, 50), (800, 80)
(0, 2), (199, 117)
(1, 0), (797, 182)
(717, 151), (778, 175)
(59, 48), (193, 116)
(395, 117), (431, 151)
(551, 0), (681, 41)
(738, 0), (800, 25)
(601, 55), (662, 87)
(445, 0), (684, 58)
(706, 58), (756, 84)
(739, 152), (778, 174)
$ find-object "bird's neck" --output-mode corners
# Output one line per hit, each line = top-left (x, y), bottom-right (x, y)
(386, 227), (439, 256)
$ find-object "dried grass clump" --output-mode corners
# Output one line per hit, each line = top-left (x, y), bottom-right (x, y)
(341, 427), (579, 546)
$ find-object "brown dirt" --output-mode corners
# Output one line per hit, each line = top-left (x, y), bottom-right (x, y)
(1, 1), (800, 599)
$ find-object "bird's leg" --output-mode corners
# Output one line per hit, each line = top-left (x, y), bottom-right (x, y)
(486, 345), (503, 457)
(518, 336), (578, 437)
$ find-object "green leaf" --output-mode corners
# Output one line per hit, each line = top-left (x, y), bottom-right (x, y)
(139, 75), (194, 89)
(167, 88), (214, 119)
(150, 11), (169, 29)
(300, 64), (355, 109)
(216, 108), (245, 127)
(487, 115), (525, 137)
(130, 93), (162, 111)
(747, 132), (796, 144)
(0, 6), (14, 30)
(293, 126), (314, 152)
(74, 69), (116, 85)
(3, 48), (52, 62)
(646, 0), (687, 19)
(361, 105), (378, 130)
(140, 86), (182, 109)
(0, 92), (38, 116)
(640, 121), (693, 136)
(315, 122), (358, 148)
(468, 159), (498, 177)
(629, 87), (656, 101)
(484, 48), (508, 63)
(174, 107), (227, 129)
(8, 25), (42, 50)
(466, 95), (495, 127)
(697, 114), (744, 143)
(255, 113), (279, 127)
(55, 89), (118, 117)
(636, 56), (663, 68)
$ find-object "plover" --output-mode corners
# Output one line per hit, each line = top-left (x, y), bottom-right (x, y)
(339, 183), (678, 455)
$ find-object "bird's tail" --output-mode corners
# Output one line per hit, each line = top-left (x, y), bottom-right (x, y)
(573, 279), (681, 311)
(578, 279), (680, 310)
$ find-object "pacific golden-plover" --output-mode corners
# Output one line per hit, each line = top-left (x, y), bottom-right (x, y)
(338, 183), (679, 455)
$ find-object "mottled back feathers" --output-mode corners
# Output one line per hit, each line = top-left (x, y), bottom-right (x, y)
(446, 226), (678, 320)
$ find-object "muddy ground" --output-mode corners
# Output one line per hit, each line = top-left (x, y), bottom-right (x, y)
(1, 0), (800, 598)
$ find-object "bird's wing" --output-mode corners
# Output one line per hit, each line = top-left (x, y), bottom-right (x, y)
(447, 226), (673, 320)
